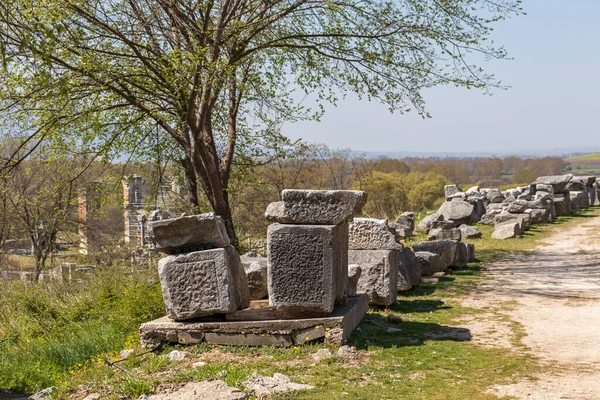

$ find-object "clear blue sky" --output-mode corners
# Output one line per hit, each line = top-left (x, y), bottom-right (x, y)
(284, 0), (600, 155)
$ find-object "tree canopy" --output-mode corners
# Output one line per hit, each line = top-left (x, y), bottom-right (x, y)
(0, 0), (523, 242)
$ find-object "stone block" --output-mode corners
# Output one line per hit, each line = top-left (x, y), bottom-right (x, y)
(534, 175), (573, 193)
(450, 242), (469, 269)
(243, 261), (268, 300)
(491, 221), (521, 239)
(395, 212), (415, 237)
(415, 252), (442, 276)
(349, 249), (399, 306)
(438, 200), (474, 225)
(347, 265), (362, 297)
(265, 190), (366, 225)
(267, 223), (348, 314)
(412, 240), (458, 270)
(444, 184), (463, 200)
(415, 212), (444, 233)
(553, 197), (569, 216)
(466, 243), (476, 262)
(398, 247), (422, 289)
(349, 218), (402, 250)
(149, 213), (230, 254)
(459, 225), (482, 240)
(428, 228), (462, 241)
(158, 246), (250, 320)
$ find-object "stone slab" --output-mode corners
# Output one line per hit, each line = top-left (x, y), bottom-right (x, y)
(149, 213), (230, 254)
(139, 295), (369, 348)
(265, 190), (367, 225)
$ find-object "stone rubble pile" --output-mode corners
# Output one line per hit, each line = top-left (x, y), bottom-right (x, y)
(427, 174), (598, 240)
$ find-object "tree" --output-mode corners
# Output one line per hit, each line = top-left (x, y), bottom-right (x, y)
(0, 0), (523, 243)
(4, 157), (78, 280)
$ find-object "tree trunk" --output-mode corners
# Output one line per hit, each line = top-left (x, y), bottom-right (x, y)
(180, 156), (199, 207)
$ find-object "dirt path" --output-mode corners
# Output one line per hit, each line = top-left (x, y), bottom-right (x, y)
(461, 212), (600, 400)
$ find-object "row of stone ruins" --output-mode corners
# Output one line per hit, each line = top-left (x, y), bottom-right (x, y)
(147, 188), (476, 334)
(417, 174), (599, 240)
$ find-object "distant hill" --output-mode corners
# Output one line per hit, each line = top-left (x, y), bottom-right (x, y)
(565, 153), (600, 175)
(566, 153), (600, 162)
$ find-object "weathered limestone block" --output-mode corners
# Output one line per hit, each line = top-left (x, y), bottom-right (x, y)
(566, 180), (585, 192)
(535, 183), (554, 194)
(431, 220), (457, 230)
(466, 186), (480, 195)
(506, 199), (529, 214)
(487, 189), (505, 204)
(428, 228), (461, 241)
(494, 212), (528, 232)
(469, 198), (486, 222)
(347, 265), (362, 297)
(534, 174), (573, 193)
(415, 252), (442, 276)
(265, 190), (366, 225)
(459, 225), (482, 240)
(267, 223), (348, 314)
(349, 218), (402, 250)
(388, 222), (411, 241)
(243, 261), (268, 300)
(398, 247), (422, 289)
(438, 200), (474, 225)
(412, 240), (458, 270)
(349, 249), (398, 306)
(466, 243), (476, 262)
(415, 212), (444, 233)
(158, 246), (250, 320)
(149, 213), (230, 254)
(397, 258), (412, 292)
(479, 214), (496, 225)
(396, 212), (415, 236)
(450, 242), (469, 269)
(444, 184), (463, 200)
(491, 221), (521, 239)
(529, 208), (550, 223)
(553, 195), (570, 216)
(568, 192), (581, 212)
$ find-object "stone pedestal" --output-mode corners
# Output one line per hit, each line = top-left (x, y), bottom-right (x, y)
(267, 223), (348, 314)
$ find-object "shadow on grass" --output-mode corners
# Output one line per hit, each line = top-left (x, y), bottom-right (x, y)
(349, 314), (471, 350)
(391, 299), (451, 314)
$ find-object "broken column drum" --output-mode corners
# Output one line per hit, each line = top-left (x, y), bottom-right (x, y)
(265, 190), (367, 315)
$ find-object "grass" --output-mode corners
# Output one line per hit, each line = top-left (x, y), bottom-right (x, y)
(1, 208), (599, 399)
(565, 153), (600, 162)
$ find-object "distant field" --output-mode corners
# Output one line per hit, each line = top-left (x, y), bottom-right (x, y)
(566, 153), (600, 162)
(565, 153), (600, 174)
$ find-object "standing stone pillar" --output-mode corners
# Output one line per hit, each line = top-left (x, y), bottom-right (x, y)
(78, 182), (101, 254)
(265, 190), (366, 315)
(123, 175), (145, 244)
(149, 213), (250, 320)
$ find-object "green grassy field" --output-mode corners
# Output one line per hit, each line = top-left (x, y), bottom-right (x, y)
(565, 153), (600, 162)
(2, 208), (599, 399)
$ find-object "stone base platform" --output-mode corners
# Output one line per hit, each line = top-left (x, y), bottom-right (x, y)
(140, 294), (368, 348)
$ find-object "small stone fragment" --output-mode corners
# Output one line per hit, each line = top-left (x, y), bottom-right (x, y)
(167, 350), (188, 361)
(311, 348), (333, 362)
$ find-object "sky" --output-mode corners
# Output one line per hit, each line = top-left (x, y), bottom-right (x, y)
(283, 0), (600, 156)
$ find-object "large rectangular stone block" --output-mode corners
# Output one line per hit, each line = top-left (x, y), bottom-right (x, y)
(265, 190), (366, 225)
(349, 218), (402, 250)
(267, 223), (348, 314)
(158, 246), (250, 320)
(349, 249), (399, 306)
(149, 213), (230, 254)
